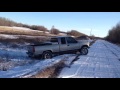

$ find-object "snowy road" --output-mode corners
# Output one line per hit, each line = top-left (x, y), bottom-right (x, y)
(58, 40), (120, 78)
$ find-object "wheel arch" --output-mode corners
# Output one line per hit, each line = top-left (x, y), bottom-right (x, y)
(81, 45), (89, 49)
(43, 50), (53, 54)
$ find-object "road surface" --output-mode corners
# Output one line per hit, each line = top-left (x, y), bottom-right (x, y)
(58, 40), (120, 78)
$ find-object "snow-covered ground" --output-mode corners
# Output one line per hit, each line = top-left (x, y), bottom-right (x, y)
(0, 54), (76, 78)
(0, 41), (77, 78)
(0, 45), (28, 61)
(0, 34), (18, 39)
(58, 40), (120, 78)
(2, 36), (120, 78)
(0, 26), (42, 32)
(12, 26), (32, 31)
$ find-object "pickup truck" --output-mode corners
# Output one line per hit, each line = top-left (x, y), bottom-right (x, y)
(26, 36), (90, 59)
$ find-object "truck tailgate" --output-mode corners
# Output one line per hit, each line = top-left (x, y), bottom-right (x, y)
(27, 45), (35, 53)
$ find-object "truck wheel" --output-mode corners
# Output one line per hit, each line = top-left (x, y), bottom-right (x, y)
(80, 47), (88, 55)
(42, 51), (52, 59)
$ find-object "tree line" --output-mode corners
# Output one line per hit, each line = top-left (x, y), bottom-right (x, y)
(0, 17), (86, 36)
(67, 30), (86, 37)
(0, 17), (48, 32)
(105, 22), (120, 44)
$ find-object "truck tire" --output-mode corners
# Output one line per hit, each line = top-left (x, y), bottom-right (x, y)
(42, 51), (52, 59)
(80, 46), (88, 55)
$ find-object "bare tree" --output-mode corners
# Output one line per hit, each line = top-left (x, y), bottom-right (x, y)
(105, 22), (120, 43)
(50, 28), (60, 35)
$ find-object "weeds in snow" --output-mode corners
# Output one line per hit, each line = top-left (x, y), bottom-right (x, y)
(0, 60), (34, 71)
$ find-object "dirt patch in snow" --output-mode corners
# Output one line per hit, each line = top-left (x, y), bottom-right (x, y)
(0, 59), (5, 63)
(30, 60), (65, 78)
(29, 55), (78, 78)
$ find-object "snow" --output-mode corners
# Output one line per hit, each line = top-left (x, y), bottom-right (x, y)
(0, 42), (77, 78)
(0, 54), (76, 78)
(0, 45), (28, 61)
(0, 34), (18, 39)
(11, 26), (43, 33)
(0, 26), (30, 30)
(58, 40), (120, 78)
(12, 26), (32, 31)
(2, 38), (120, 78)
(0, 60), (34, 71)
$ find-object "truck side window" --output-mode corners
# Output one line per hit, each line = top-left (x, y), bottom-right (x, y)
(61, 37), (66, 44)
(67, 37), (77, 43)
(50, 38), (58, 44)
(51, 38), (58, 42)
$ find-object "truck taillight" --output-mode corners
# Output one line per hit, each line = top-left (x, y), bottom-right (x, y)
(33, 46), (35, 52)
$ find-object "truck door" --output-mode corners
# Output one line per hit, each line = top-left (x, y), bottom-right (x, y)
(59, 37), (68, 54)
(66, 37), (80, 51)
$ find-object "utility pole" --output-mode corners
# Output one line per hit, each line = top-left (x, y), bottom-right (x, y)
(51, 25), (55, 29)
(50, 25), (55, 33)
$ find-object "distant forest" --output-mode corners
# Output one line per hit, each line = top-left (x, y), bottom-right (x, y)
(105, 22), (120, 44)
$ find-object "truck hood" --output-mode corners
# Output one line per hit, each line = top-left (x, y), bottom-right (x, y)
(77, 40), (90, 46)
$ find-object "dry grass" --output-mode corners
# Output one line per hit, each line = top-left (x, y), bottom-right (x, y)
(0, 26), (60, 37)
(0, 35), (49, 45)
(0, 59), (4, 63)
(0, 26), (47, 36)
(30, 60), (65, 78)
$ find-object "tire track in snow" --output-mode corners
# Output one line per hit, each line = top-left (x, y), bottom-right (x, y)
(102, 41), (120, 60)
(61, 57), (89, 78)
